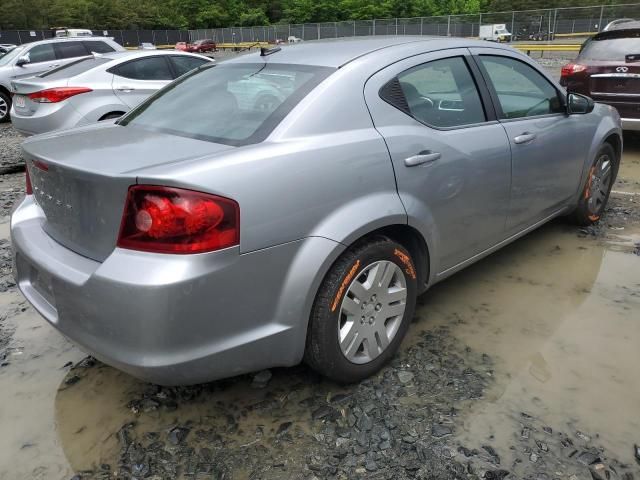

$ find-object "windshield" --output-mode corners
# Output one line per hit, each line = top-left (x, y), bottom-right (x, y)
(0, 45), (26, 67)
(580, 35), (640, 61)
(120, 62), (332, 146)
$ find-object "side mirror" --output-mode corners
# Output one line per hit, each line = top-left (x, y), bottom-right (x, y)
(567, 92), (594, 114)
(15, 55), (30, 67)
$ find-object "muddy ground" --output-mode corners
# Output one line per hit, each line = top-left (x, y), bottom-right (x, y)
(1, 105), (639, 479)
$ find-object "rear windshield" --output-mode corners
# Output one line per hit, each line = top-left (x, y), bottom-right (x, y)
(39, 57), (111, 78)
(120, 63), (332, 146)
(580, 33), (640, 61)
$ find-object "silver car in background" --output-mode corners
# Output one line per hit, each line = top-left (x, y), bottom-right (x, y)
(0, 36), (124, 122)
(10, 50), (213, 136)
(11, 38), (622, 386)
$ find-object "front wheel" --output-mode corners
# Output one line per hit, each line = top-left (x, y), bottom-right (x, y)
(569, 143), (616, 226)
(305, 236), (417, 383)
(0, 91), (11, 123)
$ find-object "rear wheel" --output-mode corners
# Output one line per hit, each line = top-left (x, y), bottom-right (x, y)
(0, 91), (10, 123)
(305, 236), (417, 383)
(570, 143), (616, 226)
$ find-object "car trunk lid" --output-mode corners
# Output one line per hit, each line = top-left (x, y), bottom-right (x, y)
(23, 123), (234, 261)
(11, 77), (69, 117)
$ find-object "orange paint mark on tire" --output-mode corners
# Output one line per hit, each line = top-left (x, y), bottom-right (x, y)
(584, 166), (596, 200)
(331, 260), (361, 312)
(588, 214), (600, 221)
(394, 249), (417, 281)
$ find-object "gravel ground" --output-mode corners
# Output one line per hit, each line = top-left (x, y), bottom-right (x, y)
(0, 123), (23, 174)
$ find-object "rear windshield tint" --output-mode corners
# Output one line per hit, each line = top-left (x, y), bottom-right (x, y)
(39, 57), (111, 78)
(580, 34), (640, 61)
(119, 63), (333, 146)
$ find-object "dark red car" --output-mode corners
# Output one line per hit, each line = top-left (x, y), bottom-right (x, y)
(188, 39), (216, 53)
(560, 25), (640, 131)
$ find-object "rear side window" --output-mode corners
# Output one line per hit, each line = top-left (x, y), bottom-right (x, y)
(478, 55), (563, 119)
(55, 41), (89, 59)
(39, 57), (111, 79)
(83, 40), (115, 54)
(120, 63), (332, 146)
(112, 57), (173, 80)
(381, 56), (486, 128)
(169, 56), (209, 77)
(27, 44), (56, 63)
(579, 34), (640, 62)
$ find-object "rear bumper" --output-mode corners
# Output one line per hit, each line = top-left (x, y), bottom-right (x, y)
(10, 104), (85, 137)
(11, 196), (341, 385)
(622, 118), (640, 131)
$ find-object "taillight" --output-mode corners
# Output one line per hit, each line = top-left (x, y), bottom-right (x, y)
(117, 185), (239, 254)
(560, 63), (587, 78)
(28, 87), (92, 104)
(25, 167), (32, 195)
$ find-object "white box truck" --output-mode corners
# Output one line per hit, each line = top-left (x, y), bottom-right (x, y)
(479, 24), (512, 42)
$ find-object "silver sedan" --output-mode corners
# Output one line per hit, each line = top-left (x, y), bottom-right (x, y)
(11, 37), (622, 385)
(10, 50), (213, 136)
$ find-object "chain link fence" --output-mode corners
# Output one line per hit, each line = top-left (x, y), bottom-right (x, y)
(191, 3), (640, 43)
(2, 3), (640, 47)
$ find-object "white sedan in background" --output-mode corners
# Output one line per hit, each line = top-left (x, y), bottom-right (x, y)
(10, 50), (213, 136)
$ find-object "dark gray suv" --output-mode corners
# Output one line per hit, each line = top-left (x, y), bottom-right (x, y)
(0, 36), (124, 122)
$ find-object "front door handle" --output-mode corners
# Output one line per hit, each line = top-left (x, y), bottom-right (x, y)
(48, 64), (59, 68)
(404, 151), (441, 167)
(514, 133), (537, 144)
(117, 87), (135, 92)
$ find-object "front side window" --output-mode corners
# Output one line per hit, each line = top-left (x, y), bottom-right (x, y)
(120, 63), (332, 146)
(55, 41), (89, 59)
(478, 55), (563, 119)
(27, 44), (57, 63)
(113, 57), (173, 80)
(381, 56), (486, 128)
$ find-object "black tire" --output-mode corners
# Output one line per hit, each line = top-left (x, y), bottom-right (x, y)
(0, 90), (11, 123)
(305, 236), (418, 383)
(569, 143), (617, 226)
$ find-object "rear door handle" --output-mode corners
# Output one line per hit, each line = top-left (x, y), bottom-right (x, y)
(513, 133), (537, 144)
(117, 87), (135, 92)
(404, 151), (441, 167)
(48, 64), (59, 68)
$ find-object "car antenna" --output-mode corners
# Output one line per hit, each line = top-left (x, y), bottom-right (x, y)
(260, 46), (281, 56)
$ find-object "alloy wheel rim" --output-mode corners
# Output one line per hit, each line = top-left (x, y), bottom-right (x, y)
(0, 97), (7, 119)
(587, 154), (612, 216)
(338, 260), (407, 364)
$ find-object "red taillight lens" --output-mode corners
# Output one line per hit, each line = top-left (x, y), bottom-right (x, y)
(25, 167), (32, 195)
(117, 185), (239, 254)
(28, 87), (92, 104)
(560, 63), (587, 78)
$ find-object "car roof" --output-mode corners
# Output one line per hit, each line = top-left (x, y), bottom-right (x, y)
(97, 50), (209, 61)
(225, 36), (509, 68)
(22, 36), (115, 46)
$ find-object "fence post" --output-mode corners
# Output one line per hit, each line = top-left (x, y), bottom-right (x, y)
(395, 18), (398, 35)
(511, 11), (515, 36)
(446, 15), (450, 36)
(302, 23), (305, 40)
(597, 5), (604, 32)
(317, 23), (320, 40)
(421, 17), (424, 36)
(479, 12), (482, 36)
(373, 19), (376, 36)
(353, 21), (356, 37)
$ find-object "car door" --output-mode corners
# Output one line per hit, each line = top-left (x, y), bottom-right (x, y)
(11, 43), (59, 80)
(364, 49), (512, 274)
(470, 48), (592, 232)
(110, 56), (174, 108)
